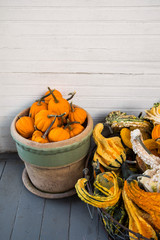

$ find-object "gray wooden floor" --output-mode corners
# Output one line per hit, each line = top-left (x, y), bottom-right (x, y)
(0, 153), (108, 240)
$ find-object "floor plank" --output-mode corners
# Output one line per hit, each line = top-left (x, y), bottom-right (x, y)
(40, 198), (71, 240)
(97, 215), (109, 240)
(10, 185), (45, 240)
(0, 160), (6, 179)
(69, 195), (99, 240)
(0, 159), (24, 240)
(0, 154), (108, 240)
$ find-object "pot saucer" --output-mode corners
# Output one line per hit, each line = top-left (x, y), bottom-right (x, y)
(22, 168), (76, 199)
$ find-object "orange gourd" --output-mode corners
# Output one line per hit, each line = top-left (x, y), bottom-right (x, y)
(47, 88), (70, 118)
(31, 130), (49, 143)
(124, 180), (160, 231)
(29, 100), (47, 119)
(48, 127), (70, 142)
(66, 122), (84, 138)
(44, 88), (62, 104)
(34, 110), (59, 132)
(16, 116), (35, 138)
(68, 102), (87, 125)
(152, 124), (160, 140)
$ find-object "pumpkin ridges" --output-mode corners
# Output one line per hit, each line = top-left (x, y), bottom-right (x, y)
(29, 101), (48, 119)
(68, 102), (87, 125)
(34, 110), (59, 132)
(16, 116), (35, 138)
(44, 88), (62, 104)
(48, 98), (70, 118)
(66, 122), (84, 138)
(31, 130), (49, 143)
(48, 127), (70, 142)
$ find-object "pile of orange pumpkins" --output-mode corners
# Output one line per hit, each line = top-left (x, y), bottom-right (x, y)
(15, 87), (87, 143)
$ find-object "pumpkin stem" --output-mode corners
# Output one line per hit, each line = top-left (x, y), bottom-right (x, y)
(47, 112), (66, 118)
(37, 97), (44, 106)
(35, 90), (55, 104)
(48, 87), (59, 103)
(42, 117), (57, 139)
(64, 120), (80, 129)
(61, 116), (65, 126)
(66, 91), (76, 101)
(70, 102), (75, 112)
(44, 89), (55, 98)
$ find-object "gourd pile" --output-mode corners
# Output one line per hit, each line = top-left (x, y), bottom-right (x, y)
(75, 103), (160, 240)
(15, 87), (87, 143)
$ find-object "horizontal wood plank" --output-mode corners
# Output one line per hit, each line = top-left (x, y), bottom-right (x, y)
(1, 7), (160, 21)
(1, 72), (160, 86)
(1, 22), (160, 36)
(1, 61), (160, 73)
(0, 0), (160, 7)
(1, 85), (160, 98)
(1, 45), (160, 61)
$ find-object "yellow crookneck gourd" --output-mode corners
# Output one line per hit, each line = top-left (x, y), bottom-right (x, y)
(93, 123), (126, 170)
(75, 172), (122, 209)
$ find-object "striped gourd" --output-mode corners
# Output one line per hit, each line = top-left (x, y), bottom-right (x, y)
(93, 123), (126, 170)
(75, 172), (122, 209)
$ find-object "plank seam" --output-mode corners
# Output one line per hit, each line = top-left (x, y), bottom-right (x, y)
(9, 184), (24, 240)
(0, 161), (6, 181)
(39, 199), (46, 240)
(68, 201), (72, 240)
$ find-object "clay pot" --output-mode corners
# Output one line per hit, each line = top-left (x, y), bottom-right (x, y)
(11, 107), (93, 196)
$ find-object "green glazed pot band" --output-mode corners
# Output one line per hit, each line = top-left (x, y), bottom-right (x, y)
(14, 130), (92, 155)
(15, 131), (92, 167)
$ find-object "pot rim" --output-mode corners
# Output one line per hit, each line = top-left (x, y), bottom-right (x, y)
(10, 106), (93, 150)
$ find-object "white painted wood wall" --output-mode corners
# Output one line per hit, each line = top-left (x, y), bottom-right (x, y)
(1, 0), (160, 152)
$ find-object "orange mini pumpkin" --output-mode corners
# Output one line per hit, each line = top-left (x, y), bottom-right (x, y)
(68, 102), (87, 125)
(31, 130), (49, 143)
(44, 88), (62, 104)
(35, 110), (59, 132)
(16, 116), (35, 138)
(152, 124), (160, 140)
(66, 122), (84, 138)
(48, 127), (70, 142)
(48, 88), (70, 118)
(29, 100), (47, 119)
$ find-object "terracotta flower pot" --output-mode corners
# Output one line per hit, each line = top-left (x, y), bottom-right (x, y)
(11, 107), (93, 196)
